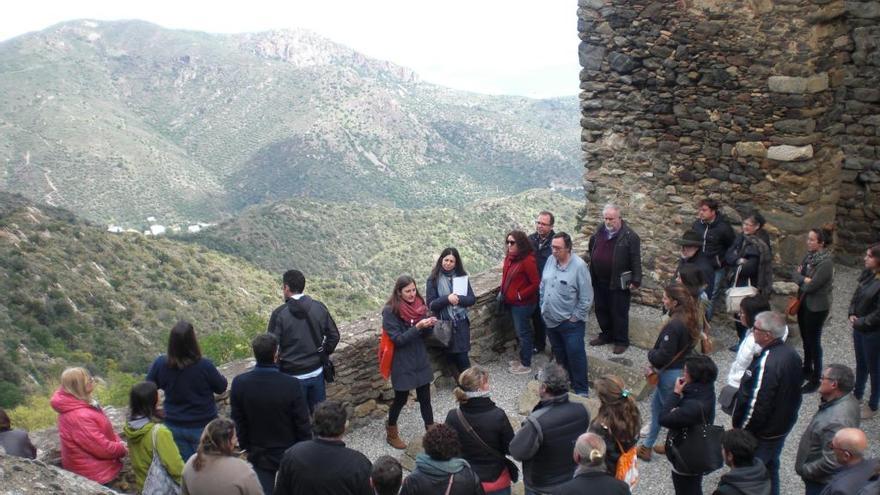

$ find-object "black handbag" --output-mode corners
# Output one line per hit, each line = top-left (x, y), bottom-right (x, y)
(425, 319), (454, 348)
(664, 405), (724, 475)
(718, 384), (738, 416)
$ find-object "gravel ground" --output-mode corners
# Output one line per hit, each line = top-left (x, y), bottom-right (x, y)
(345, 264), (879, 493)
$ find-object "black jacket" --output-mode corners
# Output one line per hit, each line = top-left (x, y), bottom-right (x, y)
(648, 318), (693, 370)
(444, 397), (514, 484)
(725, 234), (772, 295)
(529, 230), (556, 274)
(230, 364), (312, 471)
(509, 394), (590, 493)
(588, 222), (642, 290)
(823, 459), (880, 495)
(732, 340), (803, 439)
(399, 462), (485, 495)
(692, 215), (736, 269)
(550, 468), (631, 495)
(849, 270), (880, 333)
(268, 296), (340, 375)
(712, 459), (771, 495)
(275, 438), (372, 495)
(382, 305), (433, 391)
(426, 274), (477, 354)
(660, 381), (716, 431)
(677, 252), (716, 299)
(588, 421), (638, 479)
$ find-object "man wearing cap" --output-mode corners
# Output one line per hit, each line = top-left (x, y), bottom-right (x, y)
(675, 230), (716, 301)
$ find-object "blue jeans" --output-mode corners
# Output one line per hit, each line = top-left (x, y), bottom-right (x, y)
(755, 436), (786, 495)
(511, 304), (536, 367)
(854, 329), (880, 411)
(165, 423), (205, 463)
(706, 268), (726, 321)
(296, 373), (326, 414)
(254, 466), (277, 495)
(644, 368), (683, 448)
(486, 487), (512, 495)
(547, 319), (588, 395)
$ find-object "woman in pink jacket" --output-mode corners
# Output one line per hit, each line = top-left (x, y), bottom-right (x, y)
(50, 367), (128, 485)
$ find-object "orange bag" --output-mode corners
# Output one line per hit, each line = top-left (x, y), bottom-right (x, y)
(378, 328), (395, 380)
(614, 438), (639, 490)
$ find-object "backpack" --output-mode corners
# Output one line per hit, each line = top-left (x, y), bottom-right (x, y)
(377, 328), (394, 379)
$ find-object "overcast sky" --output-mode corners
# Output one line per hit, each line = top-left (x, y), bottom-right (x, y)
(0, 0), (580, 98)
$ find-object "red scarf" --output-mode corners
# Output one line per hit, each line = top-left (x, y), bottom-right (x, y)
(398, 296), (428, 326)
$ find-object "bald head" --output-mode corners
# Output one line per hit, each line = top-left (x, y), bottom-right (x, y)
(835, 428), (868, 457)
(573, 432), (606, 467)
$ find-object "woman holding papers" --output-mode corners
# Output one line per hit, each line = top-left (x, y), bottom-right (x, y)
(427, 247), (477, 379)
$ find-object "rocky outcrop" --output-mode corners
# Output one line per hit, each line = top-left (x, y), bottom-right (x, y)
(0, 453), (116, 495)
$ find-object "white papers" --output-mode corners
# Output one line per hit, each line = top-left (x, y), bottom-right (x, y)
(452, 276), (469, 296)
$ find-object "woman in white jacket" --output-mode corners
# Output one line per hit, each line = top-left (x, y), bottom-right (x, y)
(726, 296), (787, 388)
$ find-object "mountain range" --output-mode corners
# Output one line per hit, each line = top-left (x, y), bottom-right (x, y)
(0, 19), (581, 225)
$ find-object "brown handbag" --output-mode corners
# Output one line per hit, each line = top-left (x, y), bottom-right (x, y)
(786, 295), (802, 316)
(645, 345), (689, 387)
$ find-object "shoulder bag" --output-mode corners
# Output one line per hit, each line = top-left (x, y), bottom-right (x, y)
(455, 408), (519, 483)
(425, 281), (456, 348)
(377, 328), (394, 380)
(725, 265), (759, 315)
(664, 404), (724, 475)
(645, 345), (689, 387)
(613, 434), (639, 490)
(142, 424), (180, 495)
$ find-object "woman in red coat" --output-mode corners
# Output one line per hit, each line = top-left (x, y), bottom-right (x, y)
(50, 367), (127, 484)
(502, 230), (541, 375)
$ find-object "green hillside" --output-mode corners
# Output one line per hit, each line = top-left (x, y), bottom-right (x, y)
(182, 189), (583, 311)
(0, 20), (580, 225)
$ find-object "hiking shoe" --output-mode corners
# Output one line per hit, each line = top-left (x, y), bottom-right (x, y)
(637, 445), (652, 461)
(861, 404), (877, 420)
(509, 363), (532, 375)
(509, 359), (521, 368)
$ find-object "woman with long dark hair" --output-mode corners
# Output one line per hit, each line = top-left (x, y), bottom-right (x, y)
(180, 418), (262, 495)
(794, 227), (835, 393)
(849, 243), (880, 420)
(638, 283), (700, 461)
(383, 275), (437, 450)
(502, 230), (540, 375)
(725, 211), (773, 346)
(445, 366), (515, 495)
(123, 381), (184, 492)
(426, 247), (477, 378)
(147, 320), (228, 461)
(589, 375), (641, 478)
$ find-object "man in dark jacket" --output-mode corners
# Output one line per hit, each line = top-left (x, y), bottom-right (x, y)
(733, 311), (803, 495)
(268, 269), (341, 413)
(795, 364), (860, 495)
(231, 333), (312, 495)
(551, 432), (630, 495)
(529, 210), (555, 354)
(822, 428), (878, 495)
(275, 401), (372, 495)
(510, 364), (591, 494)
(587, 204), (642, 354)
(713, 429), (771, 495)
(692, 198), (736, 319)
(675, 230), (716, 299)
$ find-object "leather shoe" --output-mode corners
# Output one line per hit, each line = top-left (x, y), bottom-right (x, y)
(613, 345), (628, 355)
(589, 337), (609, 346)
(636, 445), (652, 461)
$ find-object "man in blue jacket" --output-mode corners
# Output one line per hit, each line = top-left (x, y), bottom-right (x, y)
(733, 311), (803, 495)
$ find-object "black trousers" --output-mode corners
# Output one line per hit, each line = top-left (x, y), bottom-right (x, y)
(594, 284), (631, 345)
(530, 305), (548, 352)
(671, 472), (703, 495)
(798, 305), (829, 380)
(388, 384), (433, 427)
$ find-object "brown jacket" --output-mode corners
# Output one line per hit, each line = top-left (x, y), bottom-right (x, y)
(181, 454), (263, 495)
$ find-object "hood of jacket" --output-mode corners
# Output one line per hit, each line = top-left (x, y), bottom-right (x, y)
(122, 417), (153, 440)
(720, 459), (771, 495)
(50, 388), (95, 414)
(286, 295), (314, 319)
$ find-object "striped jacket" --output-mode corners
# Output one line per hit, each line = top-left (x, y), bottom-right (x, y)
(732, 340), (803, 439)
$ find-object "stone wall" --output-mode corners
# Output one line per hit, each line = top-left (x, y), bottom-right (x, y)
(576, 0), (878, 294)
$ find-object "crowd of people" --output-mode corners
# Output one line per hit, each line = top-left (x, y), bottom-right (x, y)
(3, 200), (880, 495)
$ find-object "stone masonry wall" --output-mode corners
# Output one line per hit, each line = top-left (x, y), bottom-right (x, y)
(577, 0), (877, 299)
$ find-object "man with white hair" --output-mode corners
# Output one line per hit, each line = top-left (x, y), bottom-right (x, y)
(551, 432), (630, 495)
(587, 203), (642, 354)
(821, 428), (878, 495)
(732, 311), (803, 495)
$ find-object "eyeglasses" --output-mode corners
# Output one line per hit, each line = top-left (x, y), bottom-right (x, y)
(506, 240), (516, 246)
(819, 375), (836, 383)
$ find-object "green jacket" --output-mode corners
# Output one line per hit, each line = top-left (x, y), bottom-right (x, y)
(123, 420), (184, 491)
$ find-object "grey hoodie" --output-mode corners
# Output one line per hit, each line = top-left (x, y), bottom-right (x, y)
(713, 459), (771, 495)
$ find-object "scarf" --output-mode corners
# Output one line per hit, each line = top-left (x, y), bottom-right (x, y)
(801, 249), (831, 277)
(436, 270), (468, 321)
(399, 296), (427, 326)
(414, 453), (469, 476)
(464, 390), (490, 399)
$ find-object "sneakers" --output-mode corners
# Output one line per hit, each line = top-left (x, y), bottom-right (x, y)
(636, 445), (652, 461)
(508, 359), (521, 368)
(589, 337), (609, 346)
(509, 363), (532, 375)
(861, 403), (877, 420)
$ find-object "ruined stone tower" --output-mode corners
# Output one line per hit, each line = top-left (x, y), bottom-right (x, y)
(577, 0), (879, 301)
